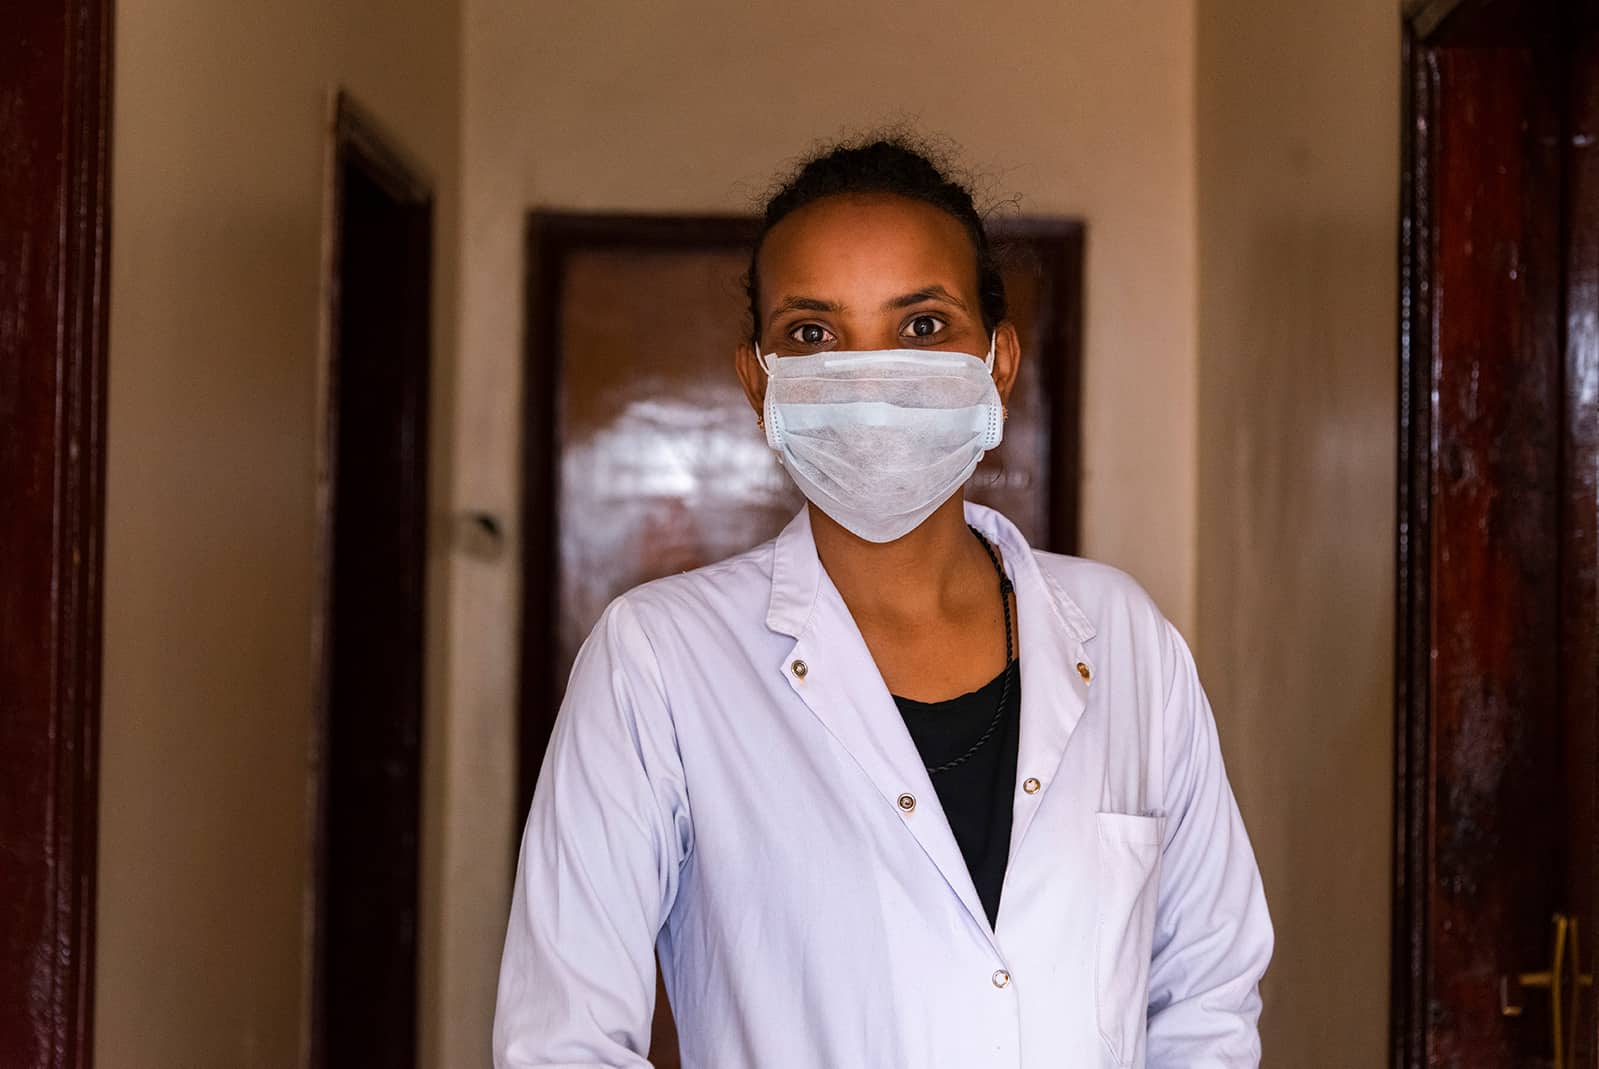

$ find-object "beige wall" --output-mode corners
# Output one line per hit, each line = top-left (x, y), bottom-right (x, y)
(100, 0), (459, 1065)
(445, 1), (1201, 1052)
(1195, 0), (1398, 1063)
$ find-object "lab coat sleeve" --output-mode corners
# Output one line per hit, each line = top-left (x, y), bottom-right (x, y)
(493, 595), (692, 1069)
(1144, 619), (1273, 1068)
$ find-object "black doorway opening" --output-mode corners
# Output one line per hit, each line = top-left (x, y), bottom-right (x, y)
(310, 93), (433, 1069)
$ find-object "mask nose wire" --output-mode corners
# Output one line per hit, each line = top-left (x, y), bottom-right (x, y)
(759, 337), (993, 373)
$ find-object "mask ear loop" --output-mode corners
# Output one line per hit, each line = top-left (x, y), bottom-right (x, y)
(984, 332), (997, 371)
(753, 341), (781, 448)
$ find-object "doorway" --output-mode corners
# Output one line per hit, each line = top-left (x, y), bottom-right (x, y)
(308, 94), (433, 1069)
(1394, 1), (1599, 1065)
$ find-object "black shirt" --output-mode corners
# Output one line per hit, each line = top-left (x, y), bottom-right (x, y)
(892, 659), (1021, 928)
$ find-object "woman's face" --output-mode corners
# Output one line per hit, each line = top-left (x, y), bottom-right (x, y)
(735, 193), (1020, 412)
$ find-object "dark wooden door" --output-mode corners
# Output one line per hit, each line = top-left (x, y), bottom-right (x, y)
(518, 211), (1083, 1066)
(1395, 2), (1599, 1065)
(309, 96), (433, 1069)
(0, 1), (112, 1067)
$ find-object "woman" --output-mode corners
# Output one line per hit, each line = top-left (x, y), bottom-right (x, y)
(494, 138), (1272, 1068)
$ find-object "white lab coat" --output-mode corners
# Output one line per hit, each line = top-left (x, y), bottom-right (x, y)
(494, 501), (1272, 1068)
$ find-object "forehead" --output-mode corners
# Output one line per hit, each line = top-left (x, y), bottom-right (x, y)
(757, 193), (979, 298)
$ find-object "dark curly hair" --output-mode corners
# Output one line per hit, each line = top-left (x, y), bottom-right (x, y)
(746, 135), (1007, 346)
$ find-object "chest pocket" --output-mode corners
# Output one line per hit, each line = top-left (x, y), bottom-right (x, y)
(1094, 811), (1165, 1068)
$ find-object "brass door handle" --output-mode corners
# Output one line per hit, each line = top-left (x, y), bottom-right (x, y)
(1500, 913), (1595, 1069)
(1567, 916), (1595, 1065)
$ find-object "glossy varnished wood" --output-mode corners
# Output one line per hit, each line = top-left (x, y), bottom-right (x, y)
(1393, 31), (1431, 1066)
(1429, 43), (1564, 1065)
(0, 1), (112, 1067)
(1396, 2), (1599, 1064)
(1563, 23), (1599, 1063)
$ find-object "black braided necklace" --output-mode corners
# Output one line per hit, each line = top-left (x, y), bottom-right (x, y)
(924, 525), (1016, 776)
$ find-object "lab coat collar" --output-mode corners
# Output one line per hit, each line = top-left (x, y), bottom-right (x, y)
(765, 506), (824, 638)
(764, 500), (1097, 647)
(764, 500), (1100, 940)
(962, 502), (1096, 645)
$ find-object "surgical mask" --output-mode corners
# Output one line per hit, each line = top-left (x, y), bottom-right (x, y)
(757, 337), (1004, 543)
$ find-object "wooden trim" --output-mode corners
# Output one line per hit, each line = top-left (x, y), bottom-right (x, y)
(1406, 0), (1466, 39)
(1408, 0), (1577, 45)
(333, 94), (434, 206)
(1391, 23), (1435, 1069)
(516, 213), (555, 842)
(1560, 25), (1599, 1063)
(996, 221), (1087, 554)
(1391, 7), (1583, 1063)
(0, 0), (113, 1066)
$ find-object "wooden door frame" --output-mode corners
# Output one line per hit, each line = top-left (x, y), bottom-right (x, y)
(306, 91), (434, 1069)
(0, 0), (113, 1067)
(515, 210), (1084, 833)
(1394, 1), (1598, 1064)
(1392, 14), (1440, 1064)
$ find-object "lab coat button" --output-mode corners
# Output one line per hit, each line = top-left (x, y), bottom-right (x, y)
(991, 969), (1010, 989)
(1022, 777), (1041, 794)
(791, 659), (808, 679)
(896, 793), (916, 813)
(1076, 661), (1091, 682)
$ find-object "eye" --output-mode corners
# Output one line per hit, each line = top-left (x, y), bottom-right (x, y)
(787, 322), (834, 346)
(902, 314), (945, 340)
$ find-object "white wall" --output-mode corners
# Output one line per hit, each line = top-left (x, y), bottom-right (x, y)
(101, 0), (459, 1065)
(446, 2), (1201, 1053)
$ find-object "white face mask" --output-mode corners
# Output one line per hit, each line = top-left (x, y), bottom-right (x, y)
(757, 337), (1004, 543)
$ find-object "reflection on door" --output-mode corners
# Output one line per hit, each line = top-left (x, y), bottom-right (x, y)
(518, 212), (1082, 1066)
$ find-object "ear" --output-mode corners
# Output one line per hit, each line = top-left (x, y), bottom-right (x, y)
(734, 338), (767, 417)
(991, 320), (1021, 405)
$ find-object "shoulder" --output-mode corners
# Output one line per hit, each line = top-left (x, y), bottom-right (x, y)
(567, 540), (777, 701)
(606, 538), (775, 637)
(1029, 548), (1191, 693)
(1031, 549), (1168, 634)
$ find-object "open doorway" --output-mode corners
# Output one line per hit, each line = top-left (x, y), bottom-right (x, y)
(308, 93), (433, 1069)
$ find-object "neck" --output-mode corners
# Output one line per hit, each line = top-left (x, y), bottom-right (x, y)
(810, 495), (989, 620)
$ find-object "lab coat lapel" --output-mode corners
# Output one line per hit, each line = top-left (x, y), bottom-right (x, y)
(963, 504), (1097, 865)
(1007, 570), (1095, 859)
(766, 508), (999, 944)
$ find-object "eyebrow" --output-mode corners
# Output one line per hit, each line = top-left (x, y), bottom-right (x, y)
(885, 285), (968, 312)
(765, 285), (969, 329)
(766, 296), (844, 329)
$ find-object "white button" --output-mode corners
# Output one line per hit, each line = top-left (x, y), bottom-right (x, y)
(896, 793), (916, 813)
(1022, 777), (1041, 794)
(991, 969), (1010, 988)
(791, 659), (808, 679)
